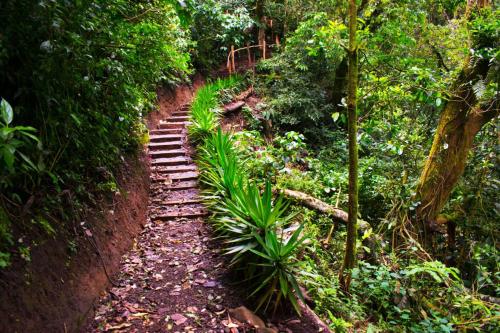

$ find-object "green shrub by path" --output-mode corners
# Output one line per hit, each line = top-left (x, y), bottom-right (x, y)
(188, 75), (243, 142)
(0, 0), (191, 266)
(189, 78), (307, 314)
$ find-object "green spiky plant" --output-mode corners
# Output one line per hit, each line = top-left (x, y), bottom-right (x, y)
(217, 181), (297, 261)
(250, 226), (307, 314)
(188, 86), (220, 142)
(197, 128), (243, 199)
(188, 76), (243, 142)
(218, 181), (307, 313)
(189, 78), (307, 315)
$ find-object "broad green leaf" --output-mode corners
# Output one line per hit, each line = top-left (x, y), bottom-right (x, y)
(1, 99), (13, 125)
(332, 112), (340, 122)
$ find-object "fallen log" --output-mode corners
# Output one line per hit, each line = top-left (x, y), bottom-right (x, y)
(298, 300), (333, 333)
(280, 189), (379, 263)
(235, 86), (254, 101)
(280, 189), (370, 231)
(223, 100), (245, 113)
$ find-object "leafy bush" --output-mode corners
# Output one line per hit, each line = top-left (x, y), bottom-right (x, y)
(254, 13), (347, 138)
(0, 99), (40, 190)
(0, 0), (191, 266)
(189, 79), (307, 313)
(190, 0), (254, 70)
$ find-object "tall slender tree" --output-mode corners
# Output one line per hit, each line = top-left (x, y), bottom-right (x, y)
(339, 0), (359, 292)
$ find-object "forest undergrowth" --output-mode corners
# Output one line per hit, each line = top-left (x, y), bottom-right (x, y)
(1, 0), (498, 332)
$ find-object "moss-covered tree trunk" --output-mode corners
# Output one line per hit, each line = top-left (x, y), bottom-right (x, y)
(416, 56), (498, 237)
(256, 0), (266, 57)
(339, 0), (358, 292)
(415, 1), (498, 244)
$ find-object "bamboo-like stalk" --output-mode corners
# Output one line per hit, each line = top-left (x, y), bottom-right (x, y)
(339, 0), (359, 292)
(246, 42), (251, 65)
(231, 45), (236, 73)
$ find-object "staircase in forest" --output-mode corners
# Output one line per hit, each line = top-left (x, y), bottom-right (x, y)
(87, 98), (319, 332)
(148, 104), (208, 221)
(88, 103), (248, 331)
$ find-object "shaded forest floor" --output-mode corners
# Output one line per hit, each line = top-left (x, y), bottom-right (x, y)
(86, 83), (321, 332)
(0, 81), (323, 333)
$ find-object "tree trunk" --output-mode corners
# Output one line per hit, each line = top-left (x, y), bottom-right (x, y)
(415, 55), (498, 241)
(415, 0), (496, 246)
(255, 0), (266, 58)
(339, 0), (359, 292)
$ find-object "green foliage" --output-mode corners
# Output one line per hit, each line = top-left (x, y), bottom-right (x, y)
(190, 0), (254, 70)
(0, 0), (191, 266)
(190, 80), (306, 313)
(250, 225), (306, 313)
(255, 13), (346, 136)
(0, 99), (40, 188)
(198, 129), (243, 198)
(188, 76), (242, 142)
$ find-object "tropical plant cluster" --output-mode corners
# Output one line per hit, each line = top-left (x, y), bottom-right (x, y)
(0, 0), (191, 267)
(189, 78), (308, 313)
(186, 0), (499, 330)
(1, 0), (498, 331)
(210, 114), (499, 332)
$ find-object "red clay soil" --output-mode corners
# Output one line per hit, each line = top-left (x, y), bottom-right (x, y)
(0, 153), (149, 333)
(0, 82), (197, 333)
(85, 83), (323, 333)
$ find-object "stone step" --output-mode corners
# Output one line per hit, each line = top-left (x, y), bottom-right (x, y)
(151, 156), (191, 166)
(168, 116), (190, 122)
(149, 149), (187, 159)
(152, 171), (198, 183)
(150, 128), (182, 135)
(172, 111), (189, 117)
(151, 165), (198, 174)
(154, 208), (208, 221)
(149, 134), (184, 143)
(159, 121), (191, 129)
(166, 180), (198, 191)
(148, 141), (183, 150)
(162, 198), (202, 206)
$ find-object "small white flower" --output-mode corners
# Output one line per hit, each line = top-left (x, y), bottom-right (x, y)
(119, 116), (124, 122)
(443, 142), (449, 150)
(40, 40), (53, 52)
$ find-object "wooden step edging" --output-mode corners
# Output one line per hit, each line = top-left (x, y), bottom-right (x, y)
(162, 199), (202, 206)
(154, 209), (208, 221)
(152, 171), (199, 183)
(148, 141), (183, 149)
(149, 134), (184, 142)
(151, 165), (197, 174)
(151, 156), (191, 166)
(159, 122), (191, 129)
(149, 149), (187, 158)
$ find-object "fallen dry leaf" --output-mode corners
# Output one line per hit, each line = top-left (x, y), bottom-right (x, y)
(170, 313), (188, 326)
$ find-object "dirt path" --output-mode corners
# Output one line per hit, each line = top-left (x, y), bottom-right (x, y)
(87, 103), (246, 332)
(85, 85), (324, 333)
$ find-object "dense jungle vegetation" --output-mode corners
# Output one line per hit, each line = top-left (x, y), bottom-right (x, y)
(1, 0), (499, 331)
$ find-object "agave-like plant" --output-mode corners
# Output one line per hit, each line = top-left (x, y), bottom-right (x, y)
(221, 181), (296, 230)
(249, 226), (307, 314)
(188, 107), (219, 142)
(197, 128), (244, 199)
(217, 180), (298, 263)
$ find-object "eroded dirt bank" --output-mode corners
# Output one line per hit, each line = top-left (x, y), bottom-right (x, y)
(0, 83), (196, 333)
